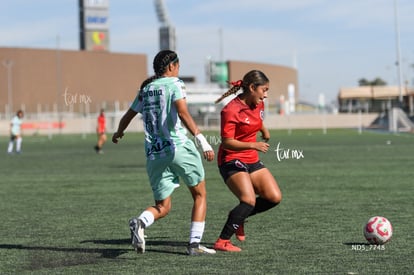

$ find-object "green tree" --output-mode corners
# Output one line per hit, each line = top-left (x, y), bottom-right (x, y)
(358, 78), (370, 86)
(358, 77), (387, 86)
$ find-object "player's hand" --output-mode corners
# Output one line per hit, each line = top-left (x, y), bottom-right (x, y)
(195, 133), (214, 161)
(112, 132), (124, 144)
(203, 150), (215, 162)
(255, 141), (270, 153)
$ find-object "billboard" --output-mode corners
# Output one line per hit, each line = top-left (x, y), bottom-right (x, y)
(84, 9), (109, 30)
(85, 30), (109, 51)
(210, 62), (228, 87)
(79, 0), (110, 51)
(84, 0), (109, 9)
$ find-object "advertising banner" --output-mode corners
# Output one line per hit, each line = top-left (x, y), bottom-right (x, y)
(84, 9), (109, 30)
(210, 62), (228, 86)
(84, 0), (109, 9)
(85, 30), (109, 51)
(80, 0), (110, 51)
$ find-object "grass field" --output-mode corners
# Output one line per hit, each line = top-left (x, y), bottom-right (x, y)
(1, 129), (413, 274)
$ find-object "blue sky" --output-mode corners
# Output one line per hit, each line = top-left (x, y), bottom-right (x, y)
(1, 0), (414, 104)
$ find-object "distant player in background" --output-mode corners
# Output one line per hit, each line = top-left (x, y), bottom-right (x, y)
(94, 109), (107, 154)
(7, 110), (24, 154)
(213, 70), (282, 252)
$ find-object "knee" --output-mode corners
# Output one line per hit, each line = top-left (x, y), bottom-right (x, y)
(269, 185), (282, 204)
(259, 187), (282, 205)
(152, 203), (171, 218)
(265, 192), (282, 206)
(273, 192), (282, 204)
(239, 195), (257, 206)
(190, 181), (207, 200)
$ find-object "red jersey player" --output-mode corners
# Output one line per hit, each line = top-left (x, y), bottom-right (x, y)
(213, 70), (282, 252)
(95, 109), (107, 154)
(218, 97), (265, 166)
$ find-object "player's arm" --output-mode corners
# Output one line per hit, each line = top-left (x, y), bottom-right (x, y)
(220, 109), (269, 153)
(175, 98), (199, 136)
(112, 108), (137, 143)
(260, 124), (270, 142)
(222, 137), (269, 153)
(175, 98), (214, 161)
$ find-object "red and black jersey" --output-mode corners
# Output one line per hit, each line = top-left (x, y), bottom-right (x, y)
(218, 97), (265, 166)
(97, 114), (106, 133)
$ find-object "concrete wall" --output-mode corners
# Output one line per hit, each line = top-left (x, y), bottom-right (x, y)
(1, 48), (298, 119)
(264, 113), (377, 130)
(0, 47), (147, 115)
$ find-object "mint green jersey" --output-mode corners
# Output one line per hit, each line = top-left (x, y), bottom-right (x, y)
(130, 77), (189, 160)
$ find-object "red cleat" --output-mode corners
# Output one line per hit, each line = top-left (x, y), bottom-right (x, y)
(214, 238), (242, 252)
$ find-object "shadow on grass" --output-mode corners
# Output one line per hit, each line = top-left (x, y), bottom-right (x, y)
(0, 237), (199, 265)
(81, 238), (189, 255)
(0, 243), (128, 259)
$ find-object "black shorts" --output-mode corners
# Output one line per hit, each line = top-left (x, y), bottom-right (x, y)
(10, 134), (17, 141)
(219, 159), (265, 182)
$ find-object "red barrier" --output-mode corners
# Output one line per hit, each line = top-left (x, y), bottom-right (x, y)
(21, 122), (65, 129)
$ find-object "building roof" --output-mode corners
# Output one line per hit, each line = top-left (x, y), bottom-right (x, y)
(339, 86), (414, 100)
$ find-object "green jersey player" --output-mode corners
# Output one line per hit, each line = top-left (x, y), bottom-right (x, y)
(112, 50), (216, 256)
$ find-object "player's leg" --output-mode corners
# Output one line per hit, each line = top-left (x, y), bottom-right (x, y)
(7, 135), (15, 153)
(16, 136), (22, 153)
(186, 180), (215, 255)
(129, 156), (175, 253)
(214, 171), (256, 252)
(98, 133), (106, 148)
(130, 197), (172, 253)
(250, 167), (282, 216)
(173, 140), (215, 255)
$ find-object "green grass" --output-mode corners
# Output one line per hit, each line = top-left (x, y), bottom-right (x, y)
(1, 129), (413, 274)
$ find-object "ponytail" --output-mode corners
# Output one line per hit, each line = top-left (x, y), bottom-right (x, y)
(215, 70), (269, 104)
(215, 80), (243, 104)
(137, 75), (159, 100)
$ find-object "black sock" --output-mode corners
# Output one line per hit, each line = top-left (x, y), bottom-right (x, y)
(249, 197), (279, 217)
(219, 202), (254, 240)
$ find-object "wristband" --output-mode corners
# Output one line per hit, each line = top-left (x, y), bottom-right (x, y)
(195, 133), (213, 152)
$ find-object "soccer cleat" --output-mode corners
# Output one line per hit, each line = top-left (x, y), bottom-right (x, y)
(235, 222), (245, 242)
(186, 242), (216, 256)
(213, 238), (242, 252)
(129, 218), (145, 253)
